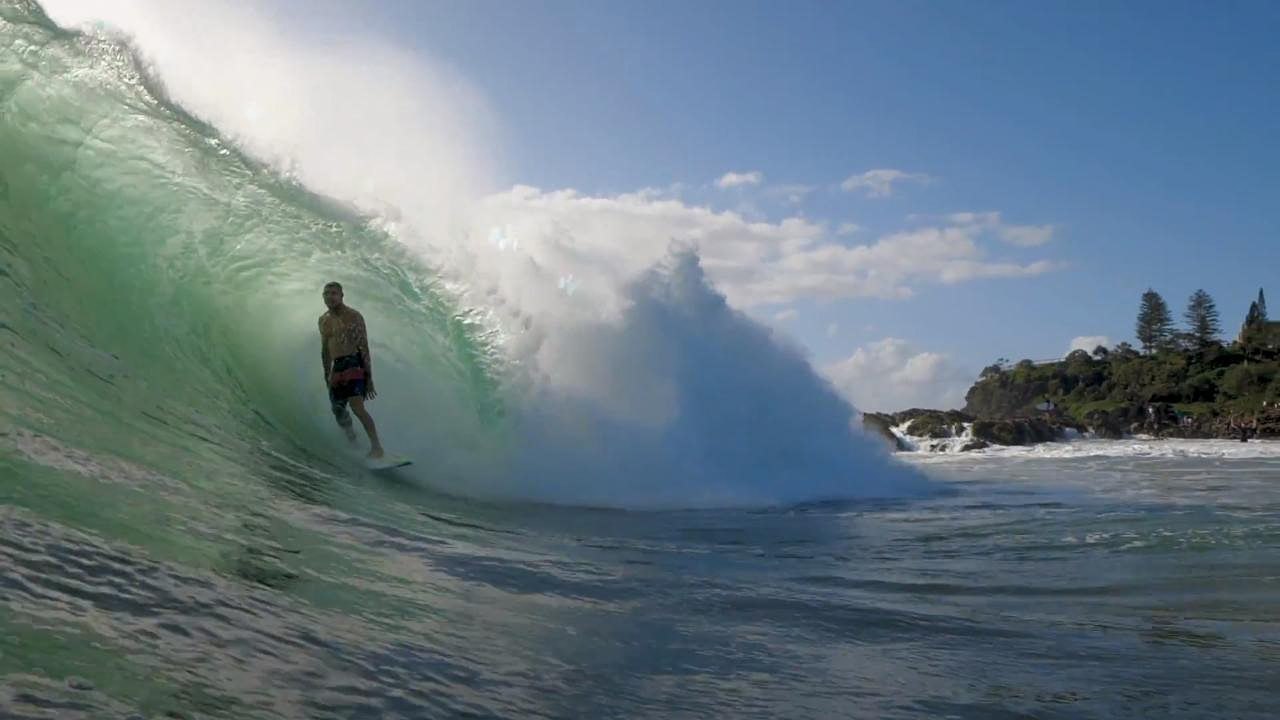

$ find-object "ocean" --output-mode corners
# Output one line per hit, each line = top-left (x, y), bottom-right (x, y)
(3, 2), (1279, 718)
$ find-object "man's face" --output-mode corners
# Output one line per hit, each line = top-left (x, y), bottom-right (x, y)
(323, 286), (343, 309)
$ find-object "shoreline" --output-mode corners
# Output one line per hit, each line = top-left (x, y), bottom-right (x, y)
(862, 407), (1280, 453)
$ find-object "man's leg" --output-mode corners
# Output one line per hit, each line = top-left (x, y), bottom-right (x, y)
(331, 396), (358, 443)
(348, 396), (384, 457)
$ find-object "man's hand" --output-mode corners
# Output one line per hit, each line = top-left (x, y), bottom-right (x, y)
(365, 378), (377, 401)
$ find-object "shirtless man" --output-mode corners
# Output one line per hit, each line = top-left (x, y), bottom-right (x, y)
(319, 282), (384, 458)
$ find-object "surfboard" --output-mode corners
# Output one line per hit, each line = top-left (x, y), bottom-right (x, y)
(365, 453), (413, 471)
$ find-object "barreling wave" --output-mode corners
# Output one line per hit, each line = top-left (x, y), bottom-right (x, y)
(0, 0), (927, 511)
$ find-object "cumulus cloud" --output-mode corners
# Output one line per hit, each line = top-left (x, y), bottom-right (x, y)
(835, 222), (863, 236)
(825, 338), (971, 412)
(762, 183), (816, 205)
(715, 171), (764, 189)
(943, 211), (999, 226)
(470, 186), (1059, 310)
(998, 224), (1055, 247)
(1068, 336), (1111, 355)
(941, 212), (1055, 247)
(840, 169), (933, 198)
(773, 308), (797, 323)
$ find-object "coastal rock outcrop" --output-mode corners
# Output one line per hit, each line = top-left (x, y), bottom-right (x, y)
(895, 408), (974, 439)
(970, 417), (1068, 445)
(864, 409), (1082, 452)
(860, 412), (910, 451)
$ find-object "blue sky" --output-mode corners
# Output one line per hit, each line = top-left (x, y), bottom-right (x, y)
(353, 1), (1278, 359)
(49, 0), (1280, 409)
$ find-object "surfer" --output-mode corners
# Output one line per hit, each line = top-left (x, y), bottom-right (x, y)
(319, 281), (384, 458)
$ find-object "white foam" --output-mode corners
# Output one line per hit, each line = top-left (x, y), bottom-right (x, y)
(40, 0), (498, 243)
(890, 419), (979, 454)
(904, 436), (1280, 462)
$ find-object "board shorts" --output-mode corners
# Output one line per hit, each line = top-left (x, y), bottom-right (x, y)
(328, 352), (367, 422)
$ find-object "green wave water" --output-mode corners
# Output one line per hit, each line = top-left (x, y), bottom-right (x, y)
(1, 0), (505, 522)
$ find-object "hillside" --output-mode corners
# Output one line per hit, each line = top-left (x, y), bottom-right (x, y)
(962, 343), (1280, 439)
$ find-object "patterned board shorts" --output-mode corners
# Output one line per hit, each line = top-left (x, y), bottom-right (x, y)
(328, 352), (367, 417)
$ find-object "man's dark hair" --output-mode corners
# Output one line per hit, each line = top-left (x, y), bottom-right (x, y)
(324, 281), (343, 293)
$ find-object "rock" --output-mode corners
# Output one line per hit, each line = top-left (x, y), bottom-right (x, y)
(1084, 410), (1126, 439)
(971, 417), (1067, 446)
(860, 413), (909, 451)
(1258, 408), (1280, 438)
(892, 408), (973, 439)
(959, 440), (990, 452)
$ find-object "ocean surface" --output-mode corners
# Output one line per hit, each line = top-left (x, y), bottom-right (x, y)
(6, 438), (1280, 719)
(4, 2), (1280, 718)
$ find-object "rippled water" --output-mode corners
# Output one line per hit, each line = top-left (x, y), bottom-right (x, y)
(5, 442), (1280, 719)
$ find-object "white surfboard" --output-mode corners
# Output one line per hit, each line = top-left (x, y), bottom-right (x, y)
(365, 453), (413, 471)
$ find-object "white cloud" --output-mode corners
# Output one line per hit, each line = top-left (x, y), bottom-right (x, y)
(825, 338), (971, 412)
(835, 222), (863, 236)
(762, 183), (816, 205)
(1068, 336), (1111, 355)
(944, 211), (1000, 226)
(840, 169), (933, 198)
(773, 309), (797, 323)
(715, 171), (764, 189)
(471, 186), (1059, 310)
(998, 224), (1054, 247)
(826, 322), (839, 338)
(941, 212), (1054, 247)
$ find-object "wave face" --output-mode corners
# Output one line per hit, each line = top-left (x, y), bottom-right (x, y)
(0, 1), (505, 503)
(0, 0), (923, 512)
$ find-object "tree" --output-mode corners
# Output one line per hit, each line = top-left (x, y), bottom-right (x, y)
(1136, 289), (1173, 353)
(1065, 349), (1092, 364)
(1183, 289), (1221, 348)
(1092, 345), (1110, 360)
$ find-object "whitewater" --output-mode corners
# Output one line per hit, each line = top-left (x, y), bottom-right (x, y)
(3, 1), (1279, 718)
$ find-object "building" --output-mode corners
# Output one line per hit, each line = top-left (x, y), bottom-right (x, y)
(1238, 288), (1280, 350)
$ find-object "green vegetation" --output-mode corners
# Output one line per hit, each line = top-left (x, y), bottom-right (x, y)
(1183, 289), (1221, 348)
(965, 288), (1280, 438)
(1136, 288), (1174, 353)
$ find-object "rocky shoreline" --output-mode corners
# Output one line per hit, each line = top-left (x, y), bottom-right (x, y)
(860, 409), (1080, 452)
(860, 406), (1280, 453)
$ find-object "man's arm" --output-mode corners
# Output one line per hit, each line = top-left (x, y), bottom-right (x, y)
(319, 318), (332, 384)
(355, 312), (376, 398)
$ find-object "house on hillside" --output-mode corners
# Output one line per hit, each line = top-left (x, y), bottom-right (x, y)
(1238, 288), (1280, 350)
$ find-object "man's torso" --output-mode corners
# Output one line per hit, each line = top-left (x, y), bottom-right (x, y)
(320, 307), (363, 360)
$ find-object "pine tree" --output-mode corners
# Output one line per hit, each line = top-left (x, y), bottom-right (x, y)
(1135, 288), (1173, 353)
(1183, 289), (1221, 348)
